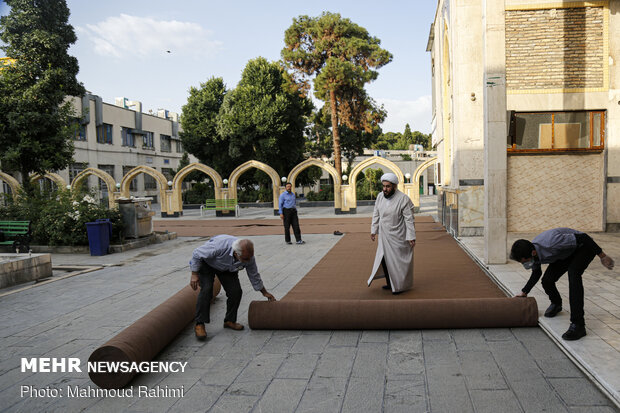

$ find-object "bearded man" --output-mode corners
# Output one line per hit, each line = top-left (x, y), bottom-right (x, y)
(368, 173), (416, 294)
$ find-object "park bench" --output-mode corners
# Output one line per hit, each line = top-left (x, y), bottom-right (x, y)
(200, 198), (239, 217)
(0, 220), (32, 252)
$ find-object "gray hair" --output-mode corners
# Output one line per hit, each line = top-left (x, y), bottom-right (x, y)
(232, 239), (253, 256)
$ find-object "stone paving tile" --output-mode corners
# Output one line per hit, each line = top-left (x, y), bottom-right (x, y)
(341, 377), (385, 413)
(469, 389), (523, 413)
(289, 333), (330, 355)
(261, 330), (300, 354)
(256, 378), (307, 413)
(384, 377), (428, 413)
(509, 378), (569, 412)
(208, 392), (257, 413)
(458, 350), (508, 391)
(327, 330), (360, 347)
(276, 353), (319, 380)
(549, 377), (615, 407)
(295, 376), (347, 413)
(350, 342), (388, 379)
(314, 347), (355, 379)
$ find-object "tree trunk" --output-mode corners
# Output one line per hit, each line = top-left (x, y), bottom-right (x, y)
(329, 89), (342, 177)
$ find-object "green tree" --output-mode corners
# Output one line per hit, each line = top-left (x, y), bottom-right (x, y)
(282, 12), (392, 177)
(393, 123), (415, 150)
(217, 57), (312, 177)
(0, 0), (85, 191)
(306, 104), (384, 173)
(179, 77), (229, 173)
(413, 130), (432, 150)
(373, 132), (401, 150)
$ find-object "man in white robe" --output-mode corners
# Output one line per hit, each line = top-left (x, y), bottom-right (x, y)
(368, 173), (416, 294)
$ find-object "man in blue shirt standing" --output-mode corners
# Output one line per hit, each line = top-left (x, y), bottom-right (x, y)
(189, 235), (276, 340)
(279, 182), (304, 245)
(510, 228), (614, 341)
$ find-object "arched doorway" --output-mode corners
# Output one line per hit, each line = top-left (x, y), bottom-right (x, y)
(347, 156), (406, 212)
(228, 161), (281, 215)
(121, 166), (169, 216)
(171, 163), (223, 216)
(71, 168), (117, 209)
(288, 158), (342, 213)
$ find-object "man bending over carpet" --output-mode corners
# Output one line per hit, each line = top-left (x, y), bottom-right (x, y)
(189, 235), (276, 340)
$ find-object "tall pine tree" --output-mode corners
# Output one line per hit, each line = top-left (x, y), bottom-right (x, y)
(282, 12), (391, 177)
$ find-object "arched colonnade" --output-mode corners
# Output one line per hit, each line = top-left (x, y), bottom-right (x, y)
(0, 157), (437, 217)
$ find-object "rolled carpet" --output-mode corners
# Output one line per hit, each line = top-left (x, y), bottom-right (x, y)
(89, 281), (220, 389)
(248, 222), (539, 330)
(249, 297), (538, 330)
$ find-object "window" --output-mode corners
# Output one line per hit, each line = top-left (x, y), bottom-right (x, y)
(69, 163), (87, 182)
(73, 119), (86, 141)
(175, 139), (183, 153)
(121, 127), (135, 147)
(123, 166), (138, 191)
(144, 174), (157, 190)
(142, 131), (154, 149)
(98, 164), (114, 190)
(508, 111), (604, 152)
(160, 135), (171, 152)
(96, 123), (113, 144)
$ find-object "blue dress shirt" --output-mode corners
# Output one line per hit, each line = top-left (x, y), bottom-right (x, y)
(278, 191), (297, 214)
(189, 234), (264, 291)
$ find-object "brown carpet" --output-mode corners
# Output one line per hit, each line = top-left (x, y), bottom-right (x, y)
(157, 215), (538, 329)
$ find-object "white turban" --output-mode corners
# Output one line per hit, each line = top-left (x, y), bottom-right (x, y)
(380, 173), (398, 184)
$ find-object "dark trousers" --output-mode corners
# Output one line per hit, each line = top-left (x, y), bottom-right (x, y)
(282, 207), (301, 242)
(195, 263), (242, 324)
(541, 243), (596, 326)
(381, 258), (392, 288)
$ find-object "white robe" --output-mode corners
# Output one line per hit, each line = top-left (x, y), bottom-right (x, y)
(367, 190), (416, 292)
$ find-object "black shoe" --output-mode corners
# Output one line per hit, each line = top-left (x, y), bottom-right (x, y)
(544, 303), (562, 318)
(285, 241), (292, 245)
(382, 285), (391, 290)
(562, 323), (586, 341)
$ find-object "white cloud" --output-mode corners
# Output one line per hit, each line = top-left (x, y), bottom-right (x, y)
(377, 95), (432, 134)
(77, 14), (222, 59)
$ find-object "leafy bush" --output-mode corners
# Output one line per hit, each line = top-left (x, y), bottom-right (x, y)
(0, 189), (124, 246)
(306, 185), (334, 201)
(356, 167), (383, 200)
(182, 182), (214, 204)
(238, 187), (272, 203)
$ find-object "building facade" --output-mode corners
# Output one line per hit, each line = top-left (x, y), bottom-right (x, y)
(61, 93), (194, 205)
(428, 0), (620, 262)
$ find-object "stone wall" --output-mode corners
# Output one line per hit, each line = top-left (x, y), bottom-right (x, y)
(506, 6), (605, 90)
(507, 153), (604, 232)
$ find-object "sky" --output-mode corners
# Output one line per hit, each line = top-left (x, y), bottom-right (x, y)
(0, 0), (437, 134)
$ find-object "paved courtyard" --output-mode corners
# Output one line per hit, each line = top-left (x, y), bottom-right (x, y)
(0, 196), (618, 412)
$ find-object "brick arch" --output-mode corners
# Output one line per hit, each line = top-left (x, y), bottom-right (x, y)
(172, 163), (224, 212)
(349, 156), (405, 201)
(288, 158), (342, 211)
(30, 172), (67, 189)
(72, 168), (117, 209)
(120, 165), (169, 213)
(0, 171), (20, 199)
(228, 160), (281, 211)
